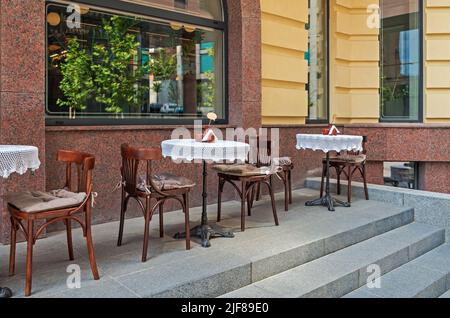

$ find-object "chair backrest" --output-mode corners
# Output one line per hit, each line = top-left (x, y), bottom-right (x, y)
(347, 136), (368, 156)
(248, 136), (272, 167)
(57, 150), (95, 194)
(120, 144), (162, 195)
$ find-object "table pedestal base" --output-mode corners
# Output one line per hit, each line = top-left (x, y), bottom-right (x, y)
(305, 193), (350, 212)
(174, 224), (235, 248)
(0, 287), (12, 298)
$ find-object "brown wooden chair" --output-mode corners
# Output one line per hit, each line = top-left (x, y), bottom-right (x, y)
(117, 144), (194, 262)
(255, 156), (294, 211)
(320, 136), (369, 203)
(214, 137), (279, 232)
(7, 150), (100, 297)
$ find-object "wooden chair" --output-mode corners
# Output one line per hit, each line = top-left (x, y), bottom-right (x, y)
(117, 144), (194, 262)
(7, 150), (100, 297)
(214, 137), (279, 232)
(255, 156), (293, 212)
(320, 136), (369, 203)
(250, 137), (293, 211)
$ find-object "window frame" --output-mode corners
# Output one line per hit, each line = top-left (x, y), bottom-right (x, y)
(379, 0), (424, 123)
(306, 0), (330, 124)
(45, 0), (229, 126)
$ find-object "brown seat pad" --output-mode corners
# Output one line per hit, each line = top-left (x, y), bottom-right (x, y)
(213, 164), (274, 177)
(272, 157), (293, 166)
(326, 154), (367, 164)
(138, 173), (196, 192)
(6, 189), (87, 213)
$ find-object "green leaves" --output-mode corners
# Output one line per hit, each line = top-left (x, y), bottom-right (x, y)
(92, 16), (147, 114)
(58, 15), (147, 115)
(57, 38), (94, 112)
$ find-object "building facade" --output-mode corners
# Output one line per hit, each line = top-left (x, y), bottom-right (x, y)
(0, 0), (448, 243)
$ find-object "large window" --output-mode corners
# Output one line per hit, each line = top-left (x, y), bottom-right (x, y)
(46, 1), (225, 125)
(307, 0), (328, 122)
(380, 0), (422, 122)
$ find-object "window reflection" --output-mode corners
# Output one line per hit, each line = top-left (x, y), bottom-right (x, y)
(121, 0), (223, 21)
(381, 0), (421, 121)
(307, 0), (328, 122)
(46, 2), (224, 122)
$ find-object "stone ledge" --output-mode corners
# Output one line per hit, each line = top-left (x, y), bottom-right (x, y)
(305, 177), (450, 242)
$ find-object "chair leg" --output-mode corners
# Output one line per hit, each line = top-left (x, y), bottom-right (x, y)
(142, 198), (151, 262)
(25, 219), (34, 297)
(159, 202), (164, 238)
(65, 219), (74, 261)
(288, 168), (293, 205)
(85, 203), (100, 280)
(183, 193), (191, 251)
(9, 217), (17, 276)
(247, 184), (253, 217)
(320, 162), (326, 198)
(284, 170), (289, 212)
(117, 191), (128, 247)
(362, 164), (369, 200)
(217, 177), (224, 222)
(336, 167), (342, 195)
(256, 182), (261, 201)
(347, 165), (353, 203)
(241, 180), (247, 232)
(264, 181), (279, 226)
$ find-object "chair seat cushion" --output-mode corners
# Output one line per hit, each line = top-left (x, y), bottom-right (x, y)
(138, 173), (196, 193)
(213, 164), (275, 177)
(6, 189), (87, 213)
(326, 154), (367, 164)
(273, 157), (293, 166)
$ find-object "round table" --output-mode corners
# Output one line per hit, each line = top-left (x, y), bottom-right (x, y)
(0, 145), (40, 298)
(296, 134), (363, 211)
(161, 139), (250, 248)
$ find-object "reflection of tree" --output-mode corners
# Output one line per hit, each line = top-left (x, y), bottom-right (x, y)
(199, 71), (215, 110)
(168, 81), (179, 104)
(198, 48), (216, 111)
(149, 49), (177, 103)
(57, 38), (94, 117)
(150, 49), (177, 81)
(92, 16), (147, 114)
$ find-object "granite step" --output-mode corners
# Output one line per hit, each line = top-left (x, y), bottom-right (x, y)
(220, 222), (445, 298)
(0, 189), (417, 298)
(115, 203), (415, 297)
(440, 290), (450, 298)
(344, 244), (450, 298)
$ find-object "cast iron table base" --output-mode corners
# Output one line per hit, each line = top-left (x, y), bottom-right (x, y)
(0, 286), (12, 298)
(174, 160), (234, 248)
(305, 152), (350, 212)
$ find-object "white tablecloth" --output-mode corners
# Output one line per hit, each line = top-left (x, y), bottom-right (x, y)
(161, 139), (250, 162)
(0, 145), (41, 178)
(296, 134), (363, 153)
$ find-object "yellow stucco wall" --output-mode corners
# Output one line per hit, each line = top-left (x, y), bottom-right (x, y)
(261, 0), (450, 124)
(329, 0), (380, 124)
(425, 0), (450, 123)
(260, 0), (309, 125)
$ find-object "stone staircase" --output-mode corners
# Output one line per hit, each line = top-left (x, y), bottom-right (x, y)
(3, 189), (448, 298)
(220, 221), (450, 298)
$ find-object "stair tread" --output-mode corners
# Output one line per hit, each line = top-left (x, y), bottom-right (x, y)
(345, 244), (450, 298)
(440, 290), (450, 298)
(220, 222), (444, 298)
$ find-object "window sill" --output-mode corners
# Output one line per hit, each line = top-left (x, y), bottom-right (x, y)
(46, 124), (236, 132)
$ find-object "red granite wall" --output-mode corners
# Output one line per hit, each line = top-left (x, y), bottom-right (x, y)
(0, 0), (46, 243)
(271, 125), (450, 195)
